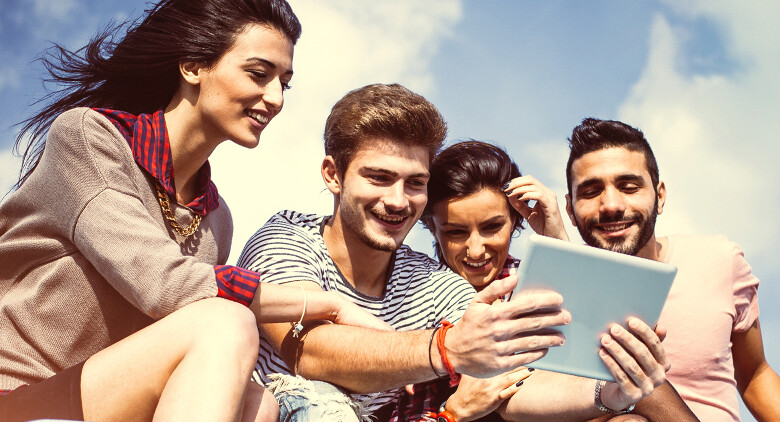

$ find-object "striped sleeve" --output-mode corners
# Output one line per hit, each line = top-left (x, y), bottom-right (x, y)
(431, 268), (474, 325)
(213, 265), (261, 306)
(236, 212), (325, 288)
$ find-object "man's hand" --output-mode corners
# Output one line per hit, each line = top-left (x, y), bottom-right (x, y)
(598, 318), (670, 411)
(445, 274), (570, 378)
(504, 175), (569, 241)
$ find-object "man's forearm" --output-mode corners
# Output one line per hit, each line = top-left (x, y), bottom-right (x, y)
(631, 381), (699, 421)
(732, 319), (780, 421)
(266, 321), (441, 393)
(261, 278), (572, 394)
(498, 371), (604, 421)
(740, 363), (780, 421)
(499, 374), (697, 422)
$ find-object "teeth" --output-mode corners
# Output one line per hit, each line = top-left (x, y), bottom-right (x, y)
(464, 260), (489, 268)
(376, 214), (405, 223)
(247, 111), (269, 124)
(602, 222), (631, 232)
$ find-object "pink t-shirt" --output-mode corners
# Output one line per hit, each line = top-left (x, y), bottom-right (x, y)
(659, 235), (760, 421)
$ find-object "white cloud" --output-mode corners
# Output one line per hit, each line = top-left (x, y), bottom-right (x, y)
(210, 0), (462, 262)
(613, 9), (780, 410)
(616, 8), (780, 270)
(31, 0), (78, 21)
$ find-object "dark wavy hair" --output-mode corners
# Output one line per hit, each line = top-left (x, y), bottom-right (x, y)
(324, 83), (447, 174)
(420, 140), (524, 263)
(12, 0), (301, 188)
(566, 118), (659, 196)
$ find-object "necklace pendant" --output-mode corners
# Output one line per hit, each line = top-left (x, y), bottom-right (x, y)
(292, 322), (304, 338)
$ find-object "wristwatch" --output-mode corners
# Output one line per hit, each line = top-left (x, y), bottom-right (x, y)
(594, 380), (635, 415)
(436, 400), (457, 422)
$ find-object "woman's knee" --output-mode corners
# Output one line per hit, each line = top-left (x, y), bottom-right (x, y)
(180, 298), (260, 356)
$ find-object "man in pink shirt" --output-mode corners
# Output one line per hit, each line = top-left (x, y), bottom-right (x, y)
(564, 117), (780, 421)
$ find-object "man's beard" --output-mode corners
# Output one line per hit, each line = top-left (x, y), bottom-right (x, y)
(575, 204), (658, 256)
(340, 202), (413, 253)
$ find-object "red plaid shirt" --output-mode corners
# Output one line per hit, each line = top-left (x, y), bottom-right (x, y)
(94, 108), (260, 306)
(390, 255), (521, 421)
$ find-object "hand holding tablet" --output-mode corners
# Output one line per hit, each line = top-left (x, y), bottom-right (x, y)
(596, 316), (671, 412)
(508, 235), (676, 382)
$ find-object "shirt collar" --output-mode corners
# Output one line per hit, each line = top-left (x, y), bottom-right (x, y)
(496, 254), (520, 280)
(93, 108), (219, 216)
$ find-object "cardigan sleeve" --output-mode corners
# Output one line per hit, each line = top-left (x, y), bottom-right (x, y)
(43, 108), (258, 318)
(74, 188), (220, 318)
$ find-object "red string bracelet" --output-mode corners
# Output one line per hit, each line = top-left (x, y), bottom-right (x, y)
(436, 320), (461, 387)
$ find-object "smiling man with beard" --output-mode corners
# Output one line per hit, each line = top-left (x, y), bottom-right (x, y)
(565, 118), (780, 422)
(236, 84), (574, 421)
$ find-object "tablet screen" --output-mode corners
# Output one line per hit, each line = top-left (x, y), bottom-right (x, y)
(510, 234), (676, 381)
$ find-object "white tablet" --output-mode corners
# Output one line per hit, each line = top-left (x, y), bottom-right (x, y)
(509, 234), (676, 381)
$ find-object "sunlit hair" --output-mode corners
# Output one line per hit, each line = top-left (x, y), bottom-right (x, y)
(13, 0), (301, 188)
(566, 118), (659, 196)
(324, 83), (447, 174)
(420, 140), (524, 263)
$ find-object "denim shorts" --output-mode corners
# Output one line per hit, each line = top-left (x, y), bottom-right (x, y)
(266, 373), (370, 422)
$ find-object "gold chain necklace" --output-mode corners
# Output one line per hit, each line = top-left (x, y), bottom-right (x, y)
(155, 182), (202, 237)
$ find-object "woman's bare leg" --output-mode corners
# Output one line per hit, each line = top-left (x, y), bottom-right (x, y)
(241, 381), (281, 422)
(80, 298), (260, 421)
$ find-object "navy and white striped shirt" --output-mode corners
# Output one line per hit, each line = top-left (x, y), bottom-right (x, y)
(237, 210), (475, 412)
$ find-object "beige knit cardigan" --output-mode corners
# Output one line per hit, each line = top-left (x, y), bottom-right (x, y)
(0, 108), (233, 390)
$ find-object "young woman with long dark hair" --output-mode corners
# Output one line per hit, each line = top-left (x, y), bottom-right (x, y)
(0, 1), (387, 420)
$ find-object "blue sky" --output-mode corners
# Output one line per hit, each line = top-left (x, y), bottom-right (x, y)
(1, 1), (777, 420)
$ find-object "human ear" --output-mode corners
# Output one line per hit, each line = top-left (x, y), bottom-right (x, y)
(656, 181), (667, 215)
(321, 156), (341, 195)
(179, 61), (206, 86)
(565, 193), (578, 226)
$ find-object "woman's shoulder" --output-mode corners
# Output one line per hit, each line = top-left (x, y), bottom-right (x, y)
(43, 108), (137, 191)
(45, 108), (124, 154)
(50, 107), (122, 137)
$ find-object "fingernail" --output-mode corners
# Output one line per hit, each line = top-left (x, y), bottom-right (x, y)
(515, 380), (524, 387)
(528, 367), (535, 372)
(611, 325), (623, 335)
(601, 334), (612, 345)
(502, 182), (510, 191)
